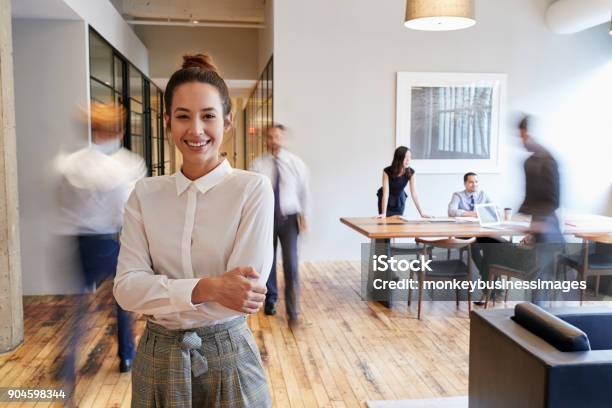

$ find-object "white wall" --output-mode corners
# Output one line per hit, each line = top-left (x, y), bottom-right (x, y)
(11, 0), (79, 20)
(13, 19), (90, 295)
(274, 0), (612, 261)
(11, 1), (150, 295)
(258, 0), (273, 73)
(63, 0), (149, 75)
(134, 26), (259, 80)
(11, 1), (147, 74)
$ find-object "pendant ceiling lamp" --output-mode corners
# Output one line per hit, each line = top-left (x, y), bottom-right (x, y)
(404, 0), (476, 31)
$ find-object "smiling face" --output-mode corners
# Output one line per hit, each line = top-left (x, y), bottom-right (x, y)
(403, 150), (411, 168)
(165, 82), (232, 177)
(464, 174), (479, 193)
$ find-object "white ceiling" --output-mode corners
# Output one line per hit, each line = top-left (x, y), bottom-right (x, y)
(11, 0), (265, 24)
(11, 0), (80, 20)
(117, 0), (265, 23)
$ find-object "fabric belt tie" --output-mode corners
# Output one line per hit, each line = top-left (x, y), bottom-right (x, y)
(180, 331), (208, 377)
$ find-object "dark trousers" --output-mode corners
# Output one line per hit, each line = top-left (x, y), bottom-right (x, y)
(266, 214), (300, 319)
(58, 234), (135, 387)
(77, 235), (135, 360)
(532, 215), (565, 303)
(472, 237), (506, 282)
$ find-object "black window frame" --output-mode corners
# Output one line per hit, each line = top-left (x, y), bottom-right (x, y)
(244, 56), (274, 169)
(88, 27), (168, 176)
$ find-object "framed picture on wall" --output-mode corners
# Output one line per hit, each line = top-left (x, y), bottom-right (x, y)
(396, 72), (507, 174)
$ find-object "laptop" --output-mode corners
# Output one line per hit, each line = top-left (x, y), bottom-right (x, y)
(476, 203), (530, 230)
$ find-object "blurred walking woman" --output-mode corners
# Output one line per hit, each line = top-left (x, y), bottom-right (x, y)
(114, 53), (273, 407)
(377, 146), (430, 218)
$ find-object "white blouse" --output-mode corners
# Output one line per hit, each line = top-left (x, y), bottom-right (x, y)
(249, 148), (310, 218)
(113, 160), (274, 330)
(56, 144), (147, 235)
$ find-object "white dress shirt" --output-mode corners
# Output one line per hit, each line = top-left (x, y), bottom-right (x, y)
(56, 143), (147, 235)
(249, 148), (310, 218)
(113, 160), (274, 330)
(448, 189), (491, 217)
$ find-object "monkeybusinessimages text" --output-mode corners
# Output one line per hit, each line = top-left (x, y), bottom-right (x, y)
(371, 255), (586, 293)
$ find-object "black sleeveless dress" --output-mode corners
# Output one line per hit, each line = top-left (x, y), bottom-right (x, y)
(376, 166), (414, 216)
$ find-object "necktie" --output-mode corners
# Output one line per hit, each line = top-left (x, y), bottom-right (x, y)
(273, 158), (281, 218)
(469, 194), (475, 211)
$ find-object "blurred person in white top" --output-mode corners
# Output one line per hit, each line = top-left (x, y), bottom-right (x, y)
(57, 102), (146, 236)
(113, 53), (273, 406)
(249, 124), (310, 325)
(55, 102), (146, 382)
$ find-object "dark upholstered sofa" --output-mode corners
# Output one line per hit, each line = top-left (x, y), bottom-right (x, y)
(469, 303), (612, 408)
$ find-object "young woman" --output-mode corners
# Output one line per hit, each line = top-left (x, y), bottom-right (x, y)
(377, 146), (430, 218)
(114, 54), (273, 407)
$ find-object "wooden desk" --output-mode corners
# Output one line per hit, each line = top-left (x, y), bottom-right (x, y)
(340, 214), (612, 240)
(341, 214), (612, 308)
(341, 217), (524, 239)
(576, 233), (612, 244)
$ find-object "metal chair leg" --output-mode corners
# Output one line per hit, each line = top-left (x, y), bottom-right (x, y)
(407, 271), (413, 307)
(417, 271), (424, 320)
(504, 277), (509, 303)
(484, 271), (495, 309)
(580, 239), (589, 305)
(456, 286), (460, 308)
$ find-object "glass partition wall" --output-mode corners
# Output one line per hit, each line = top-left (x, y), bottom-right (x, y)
(88, 29), (171, 176)
(244, 57), (273, 169)
(128, 64), (145, 160)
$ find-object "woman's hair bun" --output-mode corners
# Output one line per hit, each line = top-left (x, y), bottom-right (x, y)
(181, 53), (218, 72)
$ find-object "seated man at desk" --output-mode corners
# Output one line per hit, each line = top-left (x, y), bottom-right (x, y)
(448, 172), (491, 217)
(448, 172), (500, 304)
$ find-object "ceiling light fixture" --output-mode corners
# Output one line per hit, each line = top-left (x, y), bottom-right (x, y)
(404, 0), (476, 31)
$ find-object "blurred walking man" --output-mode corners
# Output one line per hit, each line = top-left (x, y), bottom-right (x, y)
(56, 102), (146, 387)
(250, 124), (309, 328)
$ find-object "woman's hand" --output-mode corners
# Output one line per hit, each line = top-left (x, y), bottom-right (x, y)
(375, 214), (386, 219)
(420, 213), (433, 219)
(191, 267), (267, 314)
(519, 234), (535, 246)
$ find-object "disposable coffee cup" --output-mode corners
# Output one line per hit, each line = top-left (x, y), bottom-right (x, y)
(504, 208), (512, 221)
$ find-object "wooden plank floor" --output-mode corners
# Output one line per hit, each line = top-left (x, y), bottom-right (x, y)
(1, 261), (607, 407)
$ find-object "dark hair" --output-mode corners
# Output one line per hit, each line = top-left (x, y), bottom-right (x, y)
(390, 146), (410, 177)
(164, 53), (232, 120)
(268, 123), (286, 132)
(464, 172), (477, 182)
(518, 114), (530, 131)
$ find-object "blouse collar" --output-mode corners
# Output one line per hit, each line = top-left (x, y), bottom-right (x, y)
(174, 159), (232, 196)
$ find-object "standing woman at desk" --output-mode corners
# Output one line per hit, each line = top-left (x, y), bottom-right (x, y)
(114, 53), (273, 407)
(377, 146), (430, 218)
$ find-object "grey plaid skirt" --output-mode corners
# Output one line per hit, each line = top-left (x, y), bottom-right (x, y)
(131, 316), (271, 407)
